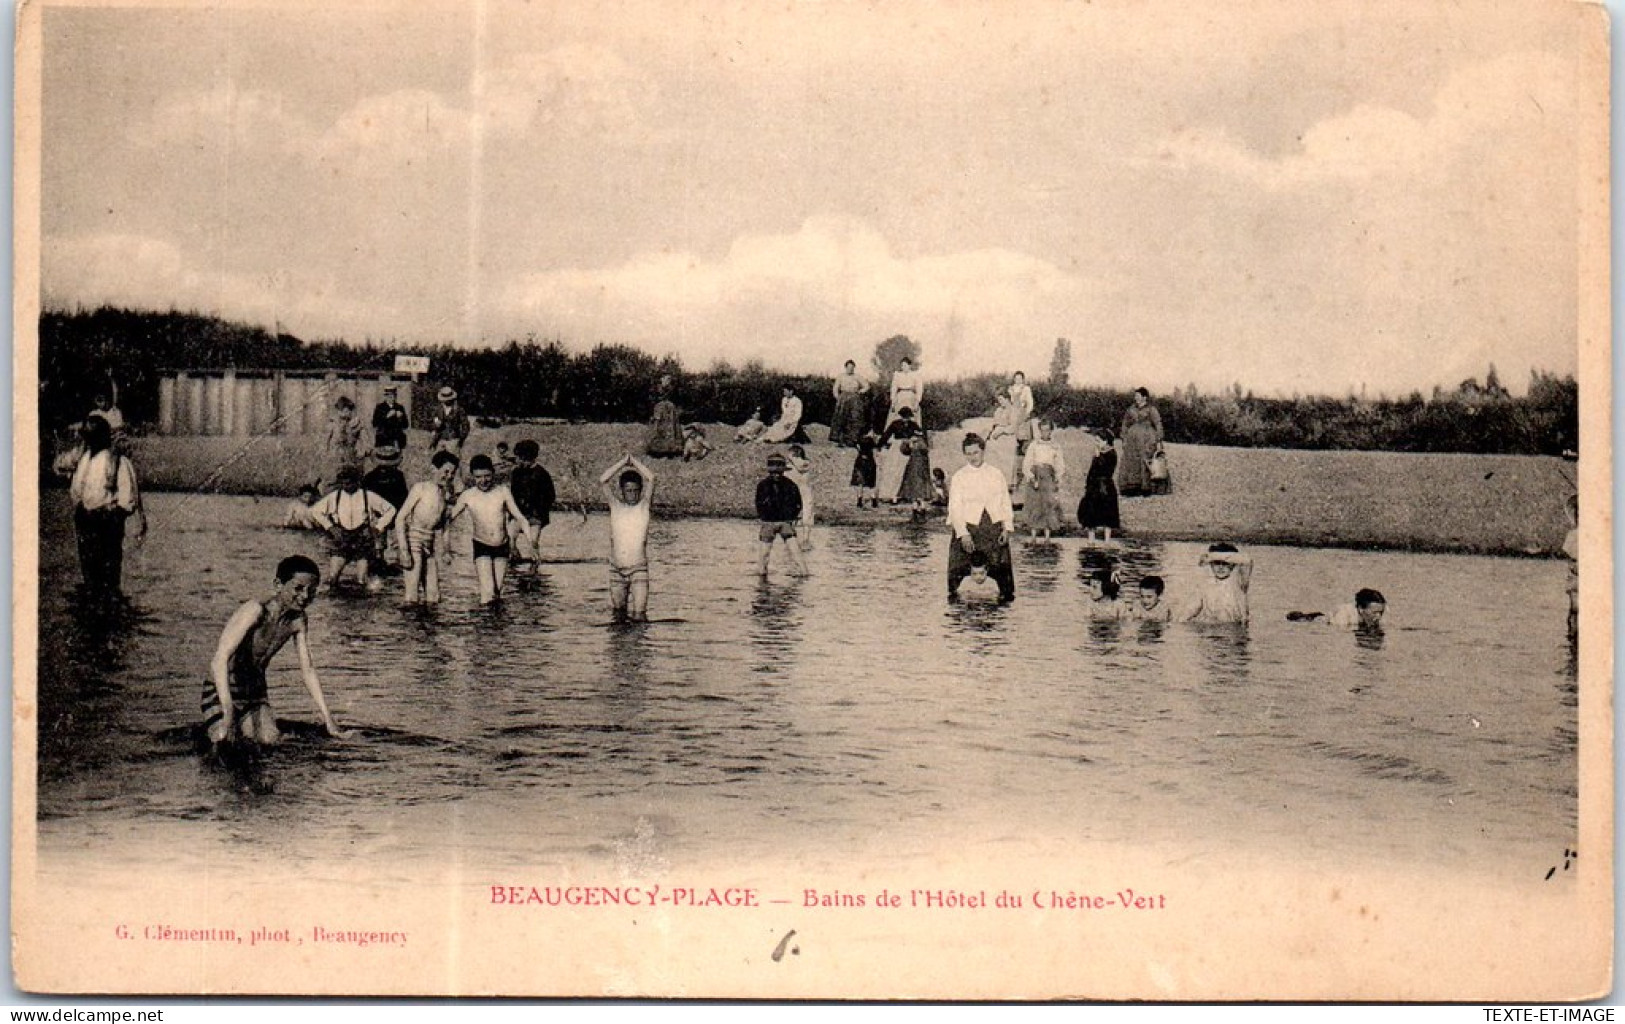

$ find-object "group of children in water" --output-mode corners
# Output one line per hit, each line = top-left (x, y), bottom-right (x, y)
(233, 429), (1396, 751)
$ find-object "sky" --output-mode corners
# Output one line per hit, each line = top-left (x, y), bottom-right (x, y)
(34, 0), (1601, 396)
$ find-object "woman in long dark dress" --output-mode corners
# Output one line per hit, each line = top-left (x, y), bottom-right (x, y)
(646, 376), (684, 458)
(830, 360), (869, 446)
(1078, 429), (1121, 540)
(1118, 387), (1164, 496)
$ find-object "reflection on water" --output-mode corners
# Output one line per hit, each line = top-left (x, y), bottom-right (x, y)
(35, 492), (1578, 876)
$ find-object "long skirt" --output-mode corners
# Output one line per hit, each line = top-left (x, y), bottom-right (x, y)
(830, 395), (867, 446)
(1078, 476), (1121, 530)
(1023, 464), (1062, 531)
(898, 447), (933, 504)
(876, 445), (909, 501)
(647, 400), (683, 457)
(1119, 423), (1159, 494)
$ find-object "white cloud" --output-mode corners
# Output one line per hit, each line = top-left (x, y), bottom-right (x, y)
(129, 44), (655, 171)
(43, 233), (385, 336)
(502, 216), (1097, 376)
(1143, 50), (1574, 188)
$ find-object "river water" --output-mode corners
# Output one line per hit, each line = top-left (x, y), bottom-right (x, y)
(35, 491), (1576, 883)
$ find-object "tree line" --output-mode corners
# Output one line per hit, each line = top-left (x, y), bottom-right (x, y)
(40, 307), (1576, 456)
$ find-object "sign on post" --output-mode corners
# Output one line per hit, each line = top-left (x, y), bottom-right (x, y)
(394, 355), (431, 375)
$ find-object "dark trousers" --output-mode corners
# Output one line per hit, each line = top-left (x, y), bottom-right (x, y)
(947, 511), (1015, 600)
(74, 506), (128, 597)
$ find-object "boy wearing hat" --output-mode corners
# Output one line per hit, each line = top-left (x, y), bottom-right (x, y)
(431, 386), (470, 456)
(363, 444), (410, 571)
(755, 453), (807, 578)
(372, 385), (409, 450)
(309, 465), (397, 593)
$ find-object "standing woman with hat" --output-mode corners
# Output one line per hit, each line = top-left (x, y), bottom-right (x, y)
(431, 386), (471, 457)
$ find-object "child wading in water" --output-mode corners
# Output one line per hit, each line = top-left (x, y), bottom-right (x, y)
(1020, 420), (1065, 543)
(755, 453), (808, 578)
(395, 451), (460, 605)
(600, 455), (656, 623)
(202, 555), (349, 749)
(446, 454), (533, 604)
(310, 465), (397, 594)
(1182, 543), (1254, 623)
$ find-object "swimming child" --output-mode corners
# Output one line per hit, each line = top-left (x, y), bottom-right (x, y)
(283, 484), (322, 530)
(1181, 543), (1253, 623)
(202, 555), (349, 748)
(1288, 588), (1386, 630)
(1126, 575), (1172, 622)
(1330, 589), (1387, 630)
(599, 454), (657, 622)
(755, 453), (808, 578)
(446, 455), (533, 604)
(310, 465), (397, 593)
(507, 439), (556, 567)
(786, 444), (815, 551)
(851, 430), (879, 509)
(394, 451), (460, 605)
(682, 423), (714, 462)
(1085, 568), (1124, 620)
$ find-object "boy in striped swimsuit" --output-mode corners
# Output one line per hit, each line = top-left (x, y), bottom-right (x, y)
(202, 555), (349, 748)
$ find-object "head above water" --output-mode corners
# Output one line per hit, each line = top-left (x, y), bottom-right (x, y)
(1139, 575), (1165, 599)
(1089, 568), (1121, 599)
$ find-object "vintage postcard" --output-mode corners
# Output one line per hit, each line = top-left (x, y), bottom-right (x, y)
(11, 0), (1612, 1000)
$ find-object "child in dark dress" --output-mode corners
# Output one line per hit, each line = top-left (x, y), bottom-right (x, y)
(850, 431), (879, 508)
(1077, 428), (1121, 541)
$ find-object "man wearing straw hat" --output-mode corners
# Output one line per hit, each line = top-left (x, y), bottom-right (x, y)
(431, 386), (470, 456)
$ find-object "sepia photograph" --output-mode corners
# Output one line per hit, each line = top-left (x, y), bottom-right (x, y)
(12, 0), (1613, 1000)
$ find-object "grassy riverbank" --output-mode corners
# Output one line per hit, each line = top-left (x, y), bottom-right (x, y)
(90, 423), (1572, 556)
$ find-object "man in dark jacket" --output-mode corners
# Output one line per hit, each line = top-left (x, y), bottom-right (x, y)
(372, 385), (410, 450)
